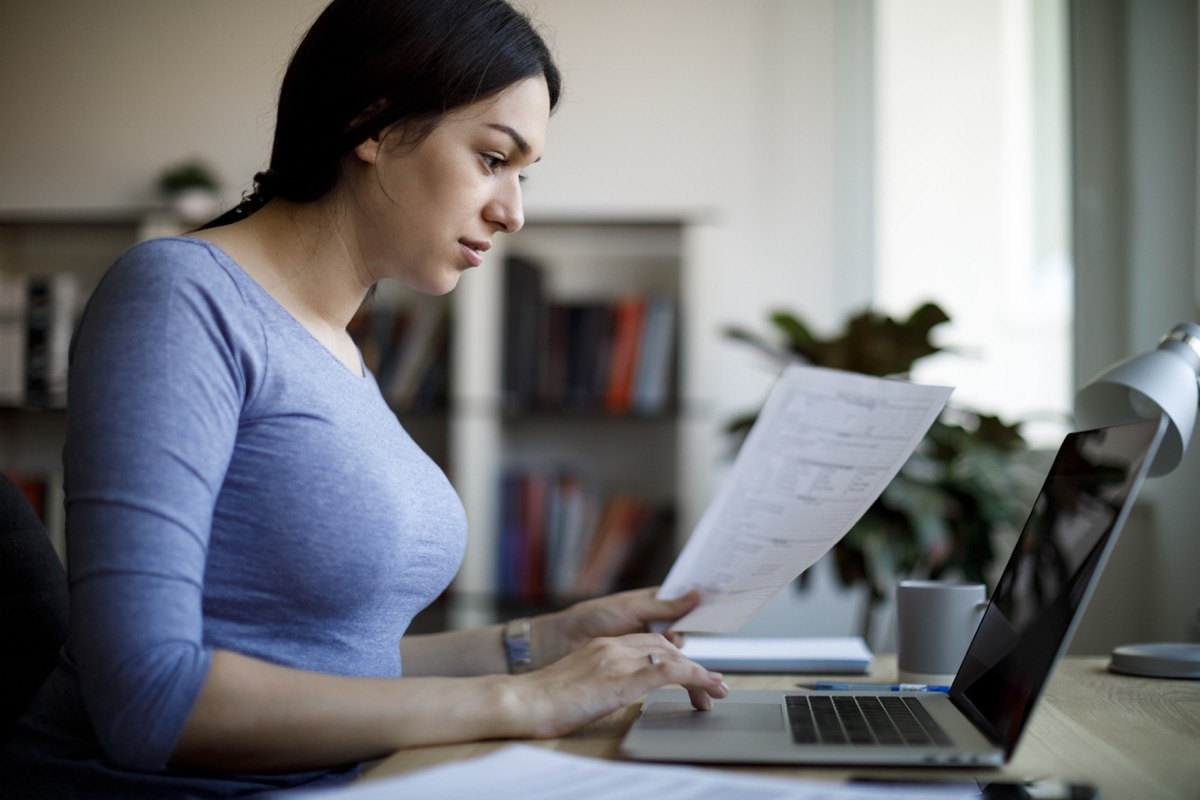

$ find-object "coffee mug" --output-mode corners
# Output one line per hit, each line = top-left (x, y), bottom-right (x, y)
(895, 579), (988, 684)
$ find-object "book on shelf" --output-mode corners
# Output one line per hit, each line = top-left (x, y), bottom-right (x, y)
(630, 293), (676, 415)
(562, 302), (613, 412)
(383, 301), (448, 409)
(0, 271), (80, 408)
(496, 466), (674, 602)
(574, 491), (652, 596)
(603, 297), (645, 414)
(501, 254), (545, 413)
(500, 255), (676, 415)
(348, 299), (449, 412)
(0, 273), (26, 405)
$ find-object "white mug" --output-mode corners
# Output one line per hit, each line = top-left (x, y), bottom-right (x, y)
(895, 579), (988, 685)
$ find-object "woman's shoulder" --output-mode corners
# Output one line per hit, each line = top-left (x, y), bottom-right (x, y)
(113, 235), (234, 277)
(101, 235), (254, 304)
(83, 236), (268, 344)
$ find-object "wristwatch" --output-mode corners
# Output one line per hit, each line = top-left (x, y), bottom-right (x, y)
(503, 617), (534, 674)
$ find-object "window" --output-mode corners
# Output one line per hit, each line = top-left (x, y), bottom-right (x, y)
(874, 0), (1071, 447)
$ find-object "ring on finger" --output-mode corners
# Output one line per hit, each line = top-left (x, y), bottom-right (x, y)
(648, 652), (661, 666)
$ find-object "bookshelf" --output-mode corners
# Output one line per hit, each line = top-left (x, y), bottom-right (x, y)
(446, 217), (719, 629)
(0, 211), (180, 562)
(347, 282), (453, 472)
(0, 212), (723, 631)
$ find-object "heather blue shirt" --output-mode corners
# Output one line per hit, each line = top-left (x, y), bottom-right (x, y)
(0, 238), (467, 797)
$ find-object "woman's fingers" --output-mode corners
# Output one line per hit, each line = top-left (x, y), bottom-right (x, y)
(638, 636), (729, 710)
(517, 633), (729, 738)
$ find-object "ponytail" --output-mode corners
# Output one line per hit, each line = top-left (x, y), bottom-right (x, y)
(195, 170), (277, 231)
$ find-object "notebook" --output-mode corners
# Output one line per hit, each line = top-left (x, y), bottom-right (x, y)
(621, 418), (1166, 767)
(679, 636), (872, 674)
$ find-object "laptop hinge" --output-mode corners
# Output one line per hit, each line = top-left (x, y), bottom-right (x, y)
(948, 689), (1008, 751)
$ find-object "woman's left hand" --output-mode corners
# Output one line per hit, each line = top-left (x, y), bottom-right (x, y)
(531, 587), (700, 668)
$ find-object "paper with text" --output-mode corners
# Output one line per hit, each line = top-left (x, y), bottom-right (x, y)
(660, 364), (952, 632)
(282, 744), (978, 799)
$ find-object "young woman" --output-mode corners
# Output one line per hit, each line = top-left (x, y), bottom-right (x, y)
(0, 1), (727, 796)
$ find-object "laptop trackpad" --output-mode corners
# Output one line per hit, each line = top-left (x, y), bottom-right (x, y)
(637, 701), (782, 732)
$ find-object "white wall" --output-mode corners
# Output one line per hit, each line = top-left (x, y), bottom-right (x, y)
(0, 0), (325, 211)
(0, 0), (847, 418)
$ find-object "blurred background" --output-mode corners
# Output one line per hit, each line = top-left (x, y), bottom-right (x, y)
(0, 0), (1196, 653)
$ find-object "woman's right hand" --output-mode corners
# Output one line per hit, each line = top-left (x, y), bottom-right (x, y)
(505, 632), (728, 739)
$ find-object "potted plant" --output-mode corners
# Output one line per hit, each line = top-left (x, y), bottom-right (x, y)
(724, 302), (1028, 642)
(156, 158), (221, 223)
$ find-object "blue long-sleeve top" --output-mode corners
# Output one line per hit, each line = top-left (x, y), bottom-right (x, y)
(0, 238), (466, 797)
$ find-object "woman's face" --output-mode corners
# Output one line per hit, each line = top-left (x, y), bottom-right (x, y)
(349, 75), (550, 295)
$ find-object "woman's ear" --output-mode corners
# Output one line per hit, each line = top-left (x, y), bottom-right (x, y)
(349, 99), (392, 166)
(353, 133), (384, 166)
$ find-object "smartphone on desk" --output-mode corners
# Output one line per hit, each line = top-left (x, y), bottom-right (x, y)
(979, 779), (1098, 799)
(851, 777), (1099, 799)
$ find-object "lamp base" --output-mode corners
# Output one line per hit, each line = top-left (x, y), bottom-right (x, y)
(1108, 642), (1200, 679)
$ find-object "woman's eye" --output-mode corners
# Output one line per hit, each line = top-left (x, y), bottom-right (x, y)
(482, 153), (527, 183)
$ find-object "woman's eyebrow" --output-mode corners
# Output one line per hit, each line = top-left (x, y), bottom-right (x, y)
(486, 123), (532, 156)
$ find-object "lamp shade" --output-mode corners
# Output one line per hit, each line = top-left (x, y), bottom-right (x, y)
(1075, 323), (1200, 476)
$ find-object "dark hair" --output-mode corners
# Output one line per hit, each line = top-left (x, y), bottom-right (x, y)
(203, 0), (560, 228)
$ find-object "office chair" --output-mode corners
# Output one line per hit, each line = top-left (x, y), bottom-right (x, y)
(0, 472), (68, 745)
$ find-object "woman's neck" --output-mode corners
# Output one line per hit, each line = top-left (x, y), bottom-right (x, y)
(195, 198), (370, 330)
(191, 198), (372, 374)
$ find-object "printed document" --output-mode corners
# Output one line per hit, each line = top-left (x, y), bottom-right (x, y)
(283, 744), (978, 799)
(659, 364), (952, 632)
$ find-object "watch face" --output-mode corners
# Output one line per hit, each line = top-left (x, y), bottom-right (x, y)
(505, 618), (534, 673)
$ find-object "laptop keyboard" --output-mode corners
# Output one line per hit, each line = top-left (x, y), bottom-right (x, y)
(785, 694), (953, 747)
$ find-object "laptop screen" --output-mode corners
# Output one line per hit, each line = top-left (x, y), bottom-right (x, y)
(951, 418), (1165, 756)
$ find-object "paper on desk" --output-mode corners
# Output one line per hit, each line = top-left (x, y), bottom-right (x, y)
(660, 364), (952, 632)
(281, 744), (979, 799)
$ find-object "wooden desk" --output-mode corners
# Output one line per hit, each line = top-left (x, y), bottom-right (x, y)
(364, 656), (1200, 799)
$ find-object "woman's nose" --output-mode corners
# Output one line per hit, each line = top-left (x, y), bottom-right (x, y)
(486, 178), (525, 234)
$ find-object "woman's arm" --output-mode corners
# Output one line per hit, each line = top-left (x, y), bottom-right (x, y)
(173, 632), (727, 773)
(400, 624), (508, 676)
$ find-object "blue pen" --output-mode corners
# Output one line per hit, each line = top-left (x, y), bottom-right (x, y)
(804, 682), (951, 692)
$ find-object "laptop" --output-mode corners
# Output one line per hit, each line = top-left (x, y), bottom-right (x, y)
(621, 417), (1167, 767)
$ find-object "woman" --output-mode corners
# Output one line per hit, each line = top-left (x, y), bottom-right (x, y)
(0, 0), (727, 795)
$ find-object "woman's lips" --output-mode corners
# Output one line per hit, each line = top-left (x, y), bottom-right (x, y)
(459, 239), (490, 267)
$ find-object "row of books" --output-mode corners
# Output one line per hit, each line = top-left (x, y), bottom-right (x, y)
(0, 272), (79, 408)
(502, 255), (677, 416)
(347, 300), (450, 412)
(496, 466), (676, 603)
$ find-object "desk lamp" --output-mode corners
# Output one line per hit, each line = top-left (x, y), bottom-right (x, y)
(1074, 321), (1200, 679)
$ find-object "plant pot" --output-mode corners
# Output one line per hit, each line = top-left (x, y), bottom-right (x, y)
(170, 188), (221, 224)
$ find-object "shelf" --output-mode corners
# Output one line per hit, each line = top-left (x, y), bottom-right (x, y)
(0, 211), (180, 549)
(446, 217), (712, 628)
(0, 211), (726, 633)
